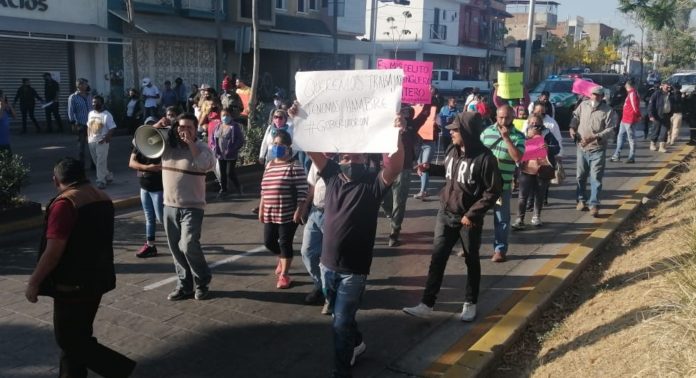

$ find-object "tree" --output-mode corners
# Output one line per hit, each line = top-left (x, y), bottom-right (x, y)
(383, 11), (412, 59)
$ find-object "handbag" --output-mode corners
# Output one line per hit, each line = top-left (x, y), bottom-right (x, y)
(551, 160), (566, 185)
(521, 157), (555, 180)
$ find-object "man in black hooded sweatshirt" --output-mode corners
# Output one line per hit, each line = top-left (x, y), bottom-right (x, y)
(403, 112), (502, 322)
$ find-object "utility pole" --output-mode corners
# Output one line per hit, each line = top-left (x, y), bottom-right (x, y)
(523, 0), (536, 87)
(214, 0), (223, 85)
(249, 0), (260, 128)
(639, 25), (644, 84)
(125, 0), (139, 88)
(370, 0), (378, 68)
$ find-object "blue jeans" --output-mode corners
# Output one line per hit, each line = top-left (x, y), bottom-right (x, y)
(418, 141), (435, 193)
(140, 189), (164, 242)
(163, 206), (211, 291)
(576, 148), (606, 207)
(613, 122), (635, 160)
(300, 207), (325, 290)
(320, 264), (366, 378)
(493, 189), (511, 254)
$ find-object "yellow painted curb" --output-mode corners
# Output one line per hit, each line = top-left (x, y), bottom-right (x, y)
(441, 145), (695, 378)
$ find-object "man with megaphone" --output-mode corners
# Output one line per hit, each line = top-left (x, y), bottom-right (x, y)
(138, 113), (216, 301)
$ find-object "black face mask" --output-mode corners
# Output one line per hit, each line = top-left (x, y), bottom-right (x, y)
(93, 104), (103, 111)
(340, 163), (367, 181)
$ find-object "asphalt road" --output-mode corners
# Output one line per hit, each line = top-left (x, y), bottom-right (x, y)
(0, 124), (685, 377)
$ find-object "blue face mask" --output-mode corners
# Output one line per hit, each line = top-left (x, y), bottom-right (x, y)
(271, 145), (287, 159)
(222, 115), (232, 124)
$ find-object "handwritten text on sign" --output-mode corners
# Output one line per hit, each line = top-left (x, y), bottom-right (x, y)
(293, 69), (403, 153)
(377, 59), (432, 104)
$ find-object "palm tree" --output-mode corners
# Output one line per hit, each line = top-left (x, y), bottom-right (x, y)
(618, 0), (679, 32)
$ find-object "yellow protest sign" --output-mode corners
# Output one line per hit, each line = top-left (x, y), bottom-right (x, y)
(497, 71), (524, 99)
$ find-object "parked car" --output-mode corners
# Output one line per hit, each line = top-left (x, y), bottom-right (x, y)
(529, 77), (578, 129)
(431, 69), (490, 96)
(667, 71), (696, 94)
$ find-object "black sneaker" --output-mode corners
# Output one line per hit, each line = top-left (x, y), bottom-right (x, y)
(167, 288), (194, 301)
(136, 244), (158, 258)
(304, 288), (324, 305)
(194, 287), (210, 300)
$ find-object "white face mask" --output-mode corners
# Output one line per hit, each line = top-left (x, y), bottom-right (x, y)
(274, 100), (281, 108)
(590, 100), (597, 108)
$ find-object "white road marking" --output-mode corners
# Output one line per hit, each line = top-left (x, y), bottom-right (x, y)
(143, 245), (269, 291)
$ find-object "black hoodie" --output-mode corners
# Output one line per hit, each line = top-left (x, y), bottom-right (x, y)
(429, 112), (502, 224)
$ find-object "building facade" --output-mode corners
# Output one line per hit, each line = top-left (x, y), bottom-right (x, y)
(367, 0), (508, 81)
(1, 0), (123, 123)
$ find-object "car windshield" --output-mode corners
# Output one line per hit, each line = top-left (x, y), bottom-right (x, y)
(671, 74), (696, 85)
(532, 80), (573, 93)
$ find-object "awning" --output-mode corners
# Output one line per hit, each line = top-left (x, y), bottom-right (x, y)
(109, 10), (239, 41)
(259, 31), (380, 55)
(0, 15), (126, 44)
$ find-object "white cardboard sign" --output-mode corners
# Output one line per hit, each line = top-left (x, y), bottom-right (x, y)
(292, 69), (404, 153)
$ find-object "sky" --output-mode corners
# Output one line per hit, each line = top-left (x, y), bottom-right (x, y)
(551, 0), (643, 38)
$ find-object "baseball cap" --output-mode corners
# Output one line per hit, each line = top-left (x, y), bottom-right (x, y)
(142, 77), (151, 85)
(591, 86), (604, 95)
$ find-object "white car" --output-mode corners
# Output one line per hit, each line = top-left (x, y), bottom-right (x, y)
(667, 72), (696, 94)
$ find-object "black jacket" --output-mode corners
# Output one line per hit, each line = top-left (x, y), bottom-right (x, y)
(428, 112), (502, 224)
(649, 90), (676, 120)
(14, 85), (42, 106)
(44, 79), (60, 102)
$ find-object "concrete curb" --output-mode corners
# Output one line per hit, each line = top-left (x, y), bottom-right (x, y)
(440, 145), (695, 378)
(0, 167), (264, 237)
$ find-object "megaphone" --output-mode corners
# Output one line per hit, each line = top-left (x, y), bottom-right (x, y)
(134, 125), (170, 158)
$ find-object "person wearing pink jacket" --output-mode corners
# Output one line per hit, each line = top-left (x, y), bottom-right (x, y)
(611, 78), (641, 163)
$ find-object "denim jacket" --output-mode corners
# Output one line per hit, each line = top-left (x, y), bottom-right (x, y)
(213, 122), (245, 160)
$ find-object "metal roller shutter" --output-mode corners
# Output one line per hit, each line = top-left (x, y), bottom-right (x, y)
(0, 38), (70, 127)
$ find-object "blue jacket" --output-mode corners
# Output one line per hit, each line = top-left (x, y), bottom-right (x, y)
(213, 122), (245, 160)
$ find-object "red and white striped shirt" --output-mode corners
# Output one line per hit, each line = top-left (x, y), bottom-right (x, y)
(261, 160), (308, 224)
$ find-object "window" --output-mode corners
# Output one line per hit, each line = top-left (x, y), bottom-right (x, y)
(276, 0), (286, 9)
(309, 0), (317, 10)
(241, 0), (272, 20)
(298, 0), (306, 13)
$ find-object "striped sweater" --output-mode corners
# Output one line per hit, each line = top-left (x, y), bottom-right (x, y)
(261, 160), (308, 224)
(161, 141), (216, 209)
(480, 124), (526, 191)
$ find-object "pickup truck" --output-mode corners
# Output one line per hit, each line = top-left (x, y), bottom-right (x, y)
(431, 69), (491, 95)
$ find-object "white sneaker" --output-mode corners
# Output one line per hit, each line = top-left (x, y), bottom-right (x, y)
(402, 303), (433, 318)
(460, 302), (476, 322)
(351, 341), (366, 366)
(530, 215), (542, 227)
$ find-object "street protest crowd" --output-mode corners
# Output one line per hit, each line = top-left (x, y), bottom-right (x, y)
(2, 65), (696, 378)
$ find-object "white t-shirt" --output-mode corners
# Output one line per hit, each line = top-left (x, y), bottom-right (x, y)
(87, 110), (117, 143)
(307, 164), (326, 208)
(126, 99), (137, 117)
(142, 85), (160, 108)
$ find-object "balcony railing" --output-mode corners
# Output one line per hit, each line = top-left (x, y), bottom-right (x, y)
(429, 24), (447, 40)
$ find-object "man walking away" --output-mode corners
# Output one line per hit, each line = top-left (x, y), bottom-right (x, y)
(403, 112), (502, 321)
(569, 86), (617, 217)
(611, 78), (641, 163)
(13, 78), (43, 133)
(68, 78), (93, 169)
(43, 72), (64, 133)
(25, 157), (136, 378)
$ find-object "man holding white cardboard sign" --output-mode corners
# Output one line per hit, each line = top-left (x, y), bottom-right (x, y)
(292, 69), (404, 154)
(288, 69), (406, 376)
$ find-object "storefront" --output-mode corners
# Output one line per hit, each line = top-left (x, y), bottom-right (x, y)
(0, 0), (125, 124)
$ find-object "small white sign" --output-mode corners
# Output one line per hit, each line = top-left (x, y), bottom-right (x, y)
(292, 69), (404, 153)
